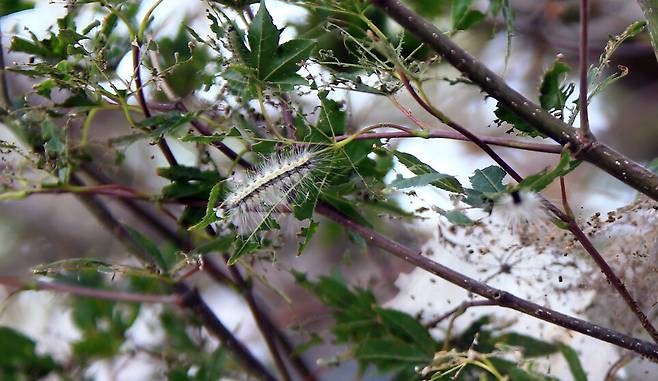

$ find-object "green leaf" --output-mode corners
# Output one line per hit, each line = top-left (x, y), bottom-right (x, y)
(356, 339), (432, 370)
(377, 308), (437, 355)
(516, 149), (580, 192)
(262, 39), (316, 82)
(0, 0), (34, 16)
(188, 182), (222, 231)
(638, 1), (658, 61)
(392, 151), (464, 193)
(494, 102), (546, 137)
(41, 118), (65, 155)
(452, 0), (486, 30)
(248, 1), (279, 79)
(494, 333), (558, 357)
(316, 91), (346, 138)
(0, 326), (58, 377)
(435, 208), (474, 225)
(296, 220), (319, 256)
(389, 173), (462, 193)
(469, 165), (506, 193)
(559, 344), (588, 381)
(539, 59), (571, 112)
(123, 225), (169, 271)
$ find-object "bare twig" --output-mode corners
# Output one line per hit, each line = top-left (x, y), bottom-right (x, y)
(579, 0), (593, 142)
(604, 353), (634, 381)
(0, 276), (180, 304)
(425, 300), (498, 328)
(335, 125), (563, 154)
(131, 41), (178, 167)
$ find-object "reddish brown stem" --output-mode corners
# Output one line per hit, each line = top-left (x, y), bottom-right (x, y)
(0, 276), (180, 304)
(335, 126), (563, 154)
(131, 41), (178, 167)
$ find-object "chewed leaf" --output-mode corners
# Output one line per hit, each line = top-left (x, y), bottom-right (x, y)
(296, 220), (319, 256)
(469, 165), (506, 194)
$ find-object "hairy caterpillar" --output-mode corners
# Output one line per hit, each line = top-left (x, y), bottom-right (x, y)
(217, 147), (327, 234)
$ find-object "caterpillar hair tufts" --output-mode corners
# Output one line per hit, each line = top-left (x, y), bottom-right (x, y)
(216, 146), (328, 234)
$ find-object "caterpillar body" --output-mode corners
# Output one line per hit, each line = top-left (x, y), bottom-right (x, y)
(217, 148), (325, 234)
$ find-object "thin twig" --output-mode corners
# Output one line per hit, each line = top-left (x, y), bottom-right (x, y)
(175, 282), (279, 381)
(397, 70), (523, 182)
(604, 353), (634, 381)
(131, 41), (178, 167)
(0, 276), (180, 304)
(334, 126), (563, 154)
(579, 0), (593, 141)
(426, 300), (498, 328)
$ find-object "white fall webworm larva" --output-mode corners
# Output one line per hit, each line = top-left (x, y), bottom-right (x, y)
(215, 147), (327, 235)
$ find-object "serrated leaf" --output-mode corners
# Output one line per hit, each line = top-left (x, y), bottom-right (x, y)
(262, 39), (316, 82)
(389, 172), (462, 193)
(377, 308), (437, 355)
(469, 165), (507, 193)
(494, 102), (546, 137)
(248, 1), (279, 79)
(392, 151), (464, 193)
(296, 220), (319, 256)
(539, 59), (571, 112)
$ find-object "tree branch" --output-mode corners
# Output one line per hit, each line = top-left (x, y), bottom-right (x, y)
(315, 202), (658, 360)
(370, 0), (658, 201)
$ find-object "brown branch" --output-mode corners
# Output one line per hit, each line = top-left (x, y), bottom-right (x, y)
(335, 125), (563, 154)
(315, 202), (658, 360)
(131, 41), (178, 167)
(0, 276), (180, 304)
(371, 0), (658, 201)
(204, 252), (317, 381)
(175, 282), (279, 381)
